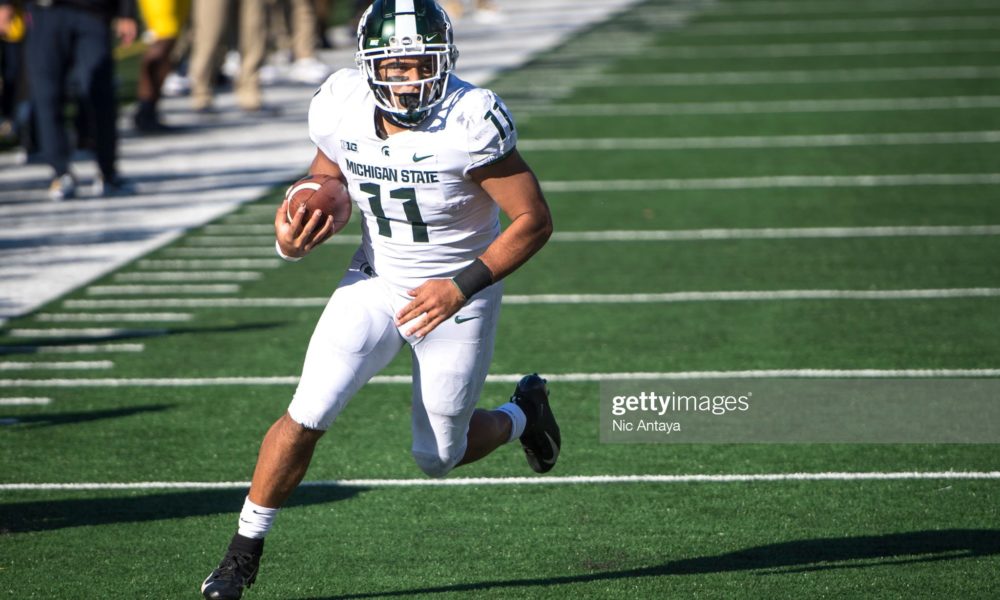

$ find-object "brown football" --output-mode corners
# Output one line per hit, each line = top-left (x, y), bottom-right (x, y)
(285, 174), (352, 234)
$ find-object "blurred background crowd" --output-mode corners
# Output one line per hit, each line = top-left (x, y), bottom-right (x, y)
(0, 0), (499, 200)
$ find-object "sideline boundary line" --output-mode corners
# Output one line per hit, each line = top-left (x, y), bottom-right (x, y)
(3, 472), (999, 491)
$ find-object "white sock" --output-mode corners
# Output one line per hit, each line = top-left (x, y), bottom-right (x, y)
(496, 402), (527, 443)
(237, 496), (279, 540)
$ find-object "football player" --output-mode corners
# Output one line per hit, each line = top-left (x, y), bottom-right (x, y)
(201, 2), (560, 598)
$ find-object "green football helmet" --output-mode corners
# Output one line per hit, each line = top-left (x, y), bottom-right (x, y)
(356, 0), (459, 127)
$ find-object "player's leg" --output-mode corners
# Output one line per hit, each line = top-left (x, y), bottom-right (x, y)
(69, 8), (119, 187)
(24, 5), (74, 198)
(245, 412), (323, 508)
(202, 264), (403, 600)
(188, 0), (227, 111)
(406, 283), (519, 475)
(458, 405), (512, 465)
(135, 0), (190, 132)
(235, 0), (266, 111)
(408, 282), (560, 476)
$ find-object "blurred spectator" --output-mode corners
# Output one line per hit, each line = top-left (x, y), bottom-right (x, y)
(159, 26), (192, 98)
(0, 0), (138, 200)
(134, 0), (191, 133)
(0, 1), (28, 148)
(443, 0), (500, 22)
(313, 0), (330, 49)
(188, 0), (270, 114)
(266, 0), (332, 85)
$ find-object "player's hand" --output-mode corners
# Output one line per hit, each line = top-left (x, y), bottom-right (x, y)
(395, 279), (466, 338)
(274, 199), (333, 259)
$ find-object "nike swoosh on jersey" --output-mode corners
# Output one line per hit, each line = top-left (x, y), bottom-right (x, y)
(412, 153), (434, 162)
(454, 315), (480, 324)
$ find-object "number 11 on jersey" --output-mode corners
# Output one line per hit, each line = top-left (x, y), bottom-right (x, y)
(360, 183), (429, 243)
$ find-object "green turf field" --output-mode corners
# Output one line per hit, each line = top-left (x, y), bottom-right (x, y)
(2, 1), (999, 598)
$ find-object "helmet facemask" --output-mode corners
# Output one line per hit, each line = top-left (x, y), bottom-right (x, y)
(356, 1), (459, 127)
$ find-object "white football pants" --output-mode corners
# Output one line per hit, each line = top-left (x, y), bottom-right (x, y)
(287, 251), (503, 478)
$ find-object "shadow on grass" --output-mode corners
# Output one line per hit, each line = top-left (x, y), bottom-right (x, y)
(0, 404), (170, 429)
(296, 529), (1000, 599)
(0, 321), (287, 355)
(0, 485), (364, 534)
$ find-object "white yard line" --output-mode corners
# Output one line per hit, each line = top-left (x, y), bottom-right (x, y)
(183, 237), (276, 246)
(2, 471), (999, 491)
(77, 225), (1000, 256)
(517, 66), (1000, 88)
(520, 131), (1000, 150)
(160, 247), (279, 257)
(85, 284), (241, 296)
(549, 225), (1000, 241)
(113, 271), (262, 282)
(705, 0), (1000, 14)
(515, 96), (1000, 117)
(0, 361), (114, 371)
(137, 259), (282, 269)
(0, 344), (145, 354)
(571, 39), (1000, 59)
(203, 224), (276, 234)
(687, 16), (1000, 35)
(34, 313), (193, 323)
(0, 397), (52, 406)
(541, 173), (1000, 192)
(60, 288), (1000, 310)
(501, 289), (1000, 304)
(3, 369), (1000, 388)
(7, 328), (166, 339)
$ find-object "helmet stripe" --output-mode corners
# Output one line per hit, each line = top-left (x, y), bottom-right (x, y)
(395, 0), (418, 38)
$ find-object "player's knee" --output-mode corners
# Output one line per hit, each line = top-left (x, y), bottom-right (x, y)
(411, 450), (457, 479)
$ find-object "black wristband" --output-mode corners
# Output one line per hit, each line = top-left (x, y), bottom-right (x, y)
(452, 258), (493, 299)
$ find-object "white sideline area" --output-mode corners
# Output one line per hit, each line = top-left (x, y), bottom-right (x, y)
(0, 0), (640, 323)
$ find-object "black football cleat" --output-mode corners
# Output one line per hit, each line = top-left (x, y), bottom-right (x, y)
(511, 373), (560, 473)
(201, 538), (263, 600)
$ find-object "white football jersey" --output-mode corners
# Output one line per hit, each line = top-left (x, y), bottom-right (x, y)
(308, 68), (517, 291)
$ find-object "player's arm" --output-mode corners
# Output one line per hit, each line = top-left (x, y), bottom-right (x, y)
(274, 149), (343, 259)
(396, 150), (552, 337)
(472, 150), (553, 281)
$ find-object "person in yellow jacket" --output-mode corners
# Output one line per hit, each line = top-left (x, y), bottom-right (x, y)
(134, 0), (190, 132)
